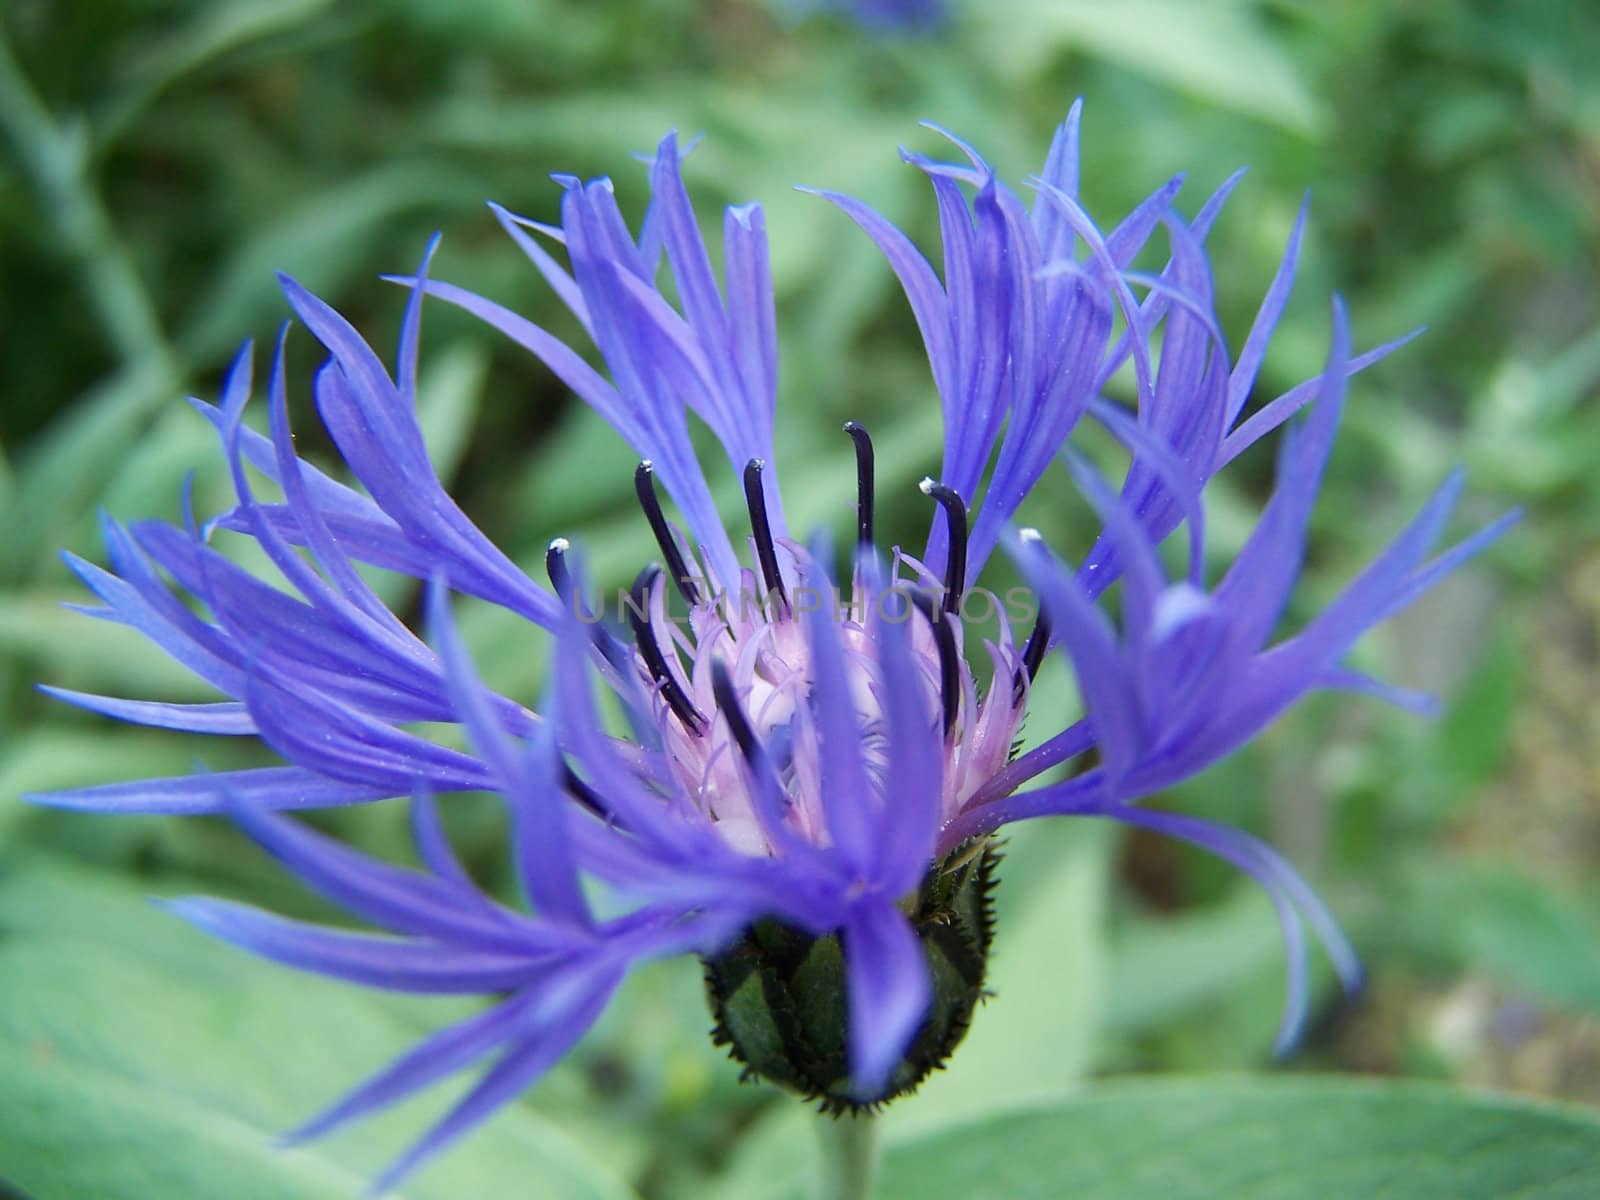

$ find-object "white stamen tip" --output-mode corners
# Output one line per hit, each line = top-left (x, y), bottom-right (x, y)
(918, 477), (937, 495)
(1019, 527), (1044, 544)
(640, 459), (654, 472)
(548, 537), (570, 552)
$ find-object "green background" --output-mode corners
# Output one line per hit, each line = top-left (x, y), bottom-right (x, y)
(2, 1), (1598, 1196)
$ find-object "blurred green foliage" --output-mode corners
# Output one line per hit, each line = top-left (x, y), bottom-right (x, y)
(2, 0), (1598, 1195)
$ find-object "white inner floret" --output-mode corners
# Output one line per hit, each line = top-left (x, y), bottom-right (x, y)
(633, 555), (1030, 859)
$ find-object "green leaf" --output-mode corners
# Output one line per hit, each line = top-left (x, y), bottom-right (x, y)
(96, 402), (231, 528)
(1395, 863), (1600, 1016)
(416, 341), (489, 489)
(0, 437), (15, 513)
(975, 1), (1324, 136)
(701, 1105), (817, 1200)
(1103, 884), (1289, 1036)
(95, 0), (335, 145)
(0, 729), (200, 809)
(177, 163), (488, 363)
(4, 1056), (378, 1200)
(1469, 329), (1600, 498)
(1, 356), (179, 582)
(0, 857), (638, 1200)
(877, 1076), (1600, 1200)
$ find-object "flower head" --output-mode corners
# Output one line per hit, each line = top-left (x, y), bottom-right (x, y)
(34, 109), (1511, 1188)
(788, 0), (949, 33)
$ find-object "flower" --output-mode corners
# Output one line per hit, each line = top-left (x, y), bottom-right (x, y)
(788, 0), (949, 33)
(34, 107), (1512, 1188)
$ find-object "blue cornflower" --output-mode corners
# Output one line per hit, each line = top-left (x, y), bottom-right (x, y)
(797, 0), (949, 32)
(34, 106), (1511, 1188)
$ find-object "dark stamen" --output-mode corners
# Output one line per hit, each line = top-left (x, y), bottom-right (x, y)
(547, 537), (631, 674)
(743, 459), (789, 616)
(544, 536), (573, 598)
(560, 764), (616, 824)
(709, 660), (787, 808)
(627, 566), (705, 733)
(912, 592), (961, 738)
(920, 479), (969, 615)
(634, 461), (701, 607)
(710, 662), (759, 765)
(1013, 613), (1052, 706)
(843, 421), (875, 547)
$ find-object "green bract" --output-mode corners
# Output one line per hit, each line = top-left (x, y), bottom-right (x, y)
(704, 843), (1000, 1111)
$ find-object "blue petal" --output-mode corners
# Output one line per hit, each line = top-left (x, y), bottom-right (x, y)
(28, 765), (391, 814)
(1219, 330), (1424, 468)
(426, 580), (592, 930)
(227, 804), (529, 950)
(799, 540), (875, 877)
(1226, 193), (1309, 427)
(844, 901), (930, 1099)
(285, 989), (544, 1146)
(165, 898), (557, 993)
(366, 966), (621, 1195)
(1009, 532), (1140, 782)
(865, 554), (942, 897)
(39, 687), (254, 734)
(804, 187), (953, 401)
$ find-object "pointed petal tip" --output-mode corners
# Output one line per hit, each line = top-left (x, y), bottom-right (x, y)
(1270, 1015), (1307, 1061)
(275, 271), (310, 304)
(224, 339), (255, 373)
(272, 1127), (311, 1151)
(154, 895), (214, 926)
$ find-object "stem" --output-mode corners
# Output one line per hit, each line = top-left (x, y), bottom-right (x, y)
(815, 1112), (879, 1200)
